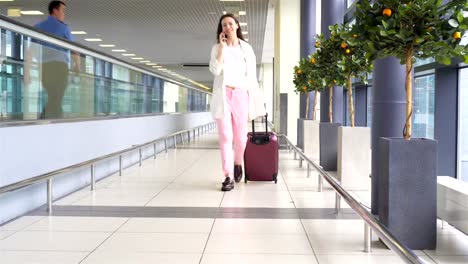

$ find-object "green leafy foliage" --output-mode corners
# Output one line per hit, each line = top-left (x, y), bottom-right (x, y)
(331, 24), (373, 87)
(314, 33), (347, 88)
(293, 55), (326, 94)
(355, 0), (468, 65)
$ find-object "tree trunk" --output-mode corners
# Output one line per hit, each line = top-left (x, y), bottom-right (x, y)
(329, 85), (333, 123)
(313, 90), (318, 120)
(404, 48), (414, 140)
(348, 72), (355, 127)
(305, 93), (309, 119)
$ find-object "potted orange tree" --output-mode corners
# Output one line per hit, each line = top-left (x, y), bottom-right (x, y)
(314, 32), (346, 171)
(356, 0), (468, 249)
(329, 24), (374, 190)
(293, 55), (324, 161)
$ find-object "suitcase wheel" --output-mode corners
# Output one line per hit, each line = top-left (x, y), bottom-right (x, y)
(273, 173), (278, 184)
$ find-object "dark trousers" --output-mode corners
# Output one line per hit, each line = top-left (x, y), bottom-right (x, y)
(41, 62), (68, 119)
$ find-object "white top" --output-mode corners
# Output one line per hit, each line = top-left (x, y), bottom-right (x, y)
(223, 45), (247, 89)
(209, 40), (266, 120)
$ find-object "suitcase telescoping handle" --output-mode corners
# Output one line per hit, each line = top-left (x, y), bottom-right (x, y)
(251, 114), (269, 144)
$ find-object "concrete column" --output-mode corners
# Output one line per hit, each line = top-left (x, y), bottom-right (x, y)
(435, 67), (458, 177)
(371, 57), (407, 215)
(300, 0), (317, 119)
(320, 0), (345, 124)
(274, 0), (301, 143)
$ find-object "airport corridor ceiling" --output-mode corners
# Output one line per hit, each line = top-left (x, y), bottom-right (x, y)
(0, 0), (271, 88)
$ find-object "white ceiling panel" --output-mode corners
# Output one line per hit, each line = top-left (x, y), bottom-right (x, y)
(0, 0), (270, 88)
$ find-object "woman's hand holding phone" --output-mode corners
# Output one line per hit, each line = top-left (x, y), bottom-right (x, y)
(219, 32), (227, 47)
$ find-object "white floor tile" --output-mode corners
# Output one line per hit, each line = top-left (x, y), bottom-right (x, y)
(430, 255), (468, 264)
(96, 232), (208, 253)
(0, 231), (14, 240)
(146, 189), (224, 207)
(205, 233), (314, 254)
(24, 217), (128, 232)
(201, 253), (318, 264)
(308, 233), (392, 255)
(315, 254), (435, 264)
(291, 191), (351, 209)
(0, 231), (111, 251)
(212, 219), (304, 234)
(302, 219), (366, 236)
(82, 251), (201, 264)
(71, 192), (155, 206)
(425, 234), (468, 256)
(118, 218), (214, 233)
(0, 216), (45, 231)
(0, 251), (88, 264)
(221, 190), (295, 208)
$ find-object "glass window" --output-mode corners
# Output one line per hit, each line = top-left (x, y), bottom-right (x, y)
(413, 75), (435, 139)
(459, 68), (468, 182)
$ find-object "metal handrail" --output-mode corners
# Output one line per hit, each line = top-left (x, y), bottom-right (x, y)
(280, 135), (428, 264)
(0, 122), (216, 212)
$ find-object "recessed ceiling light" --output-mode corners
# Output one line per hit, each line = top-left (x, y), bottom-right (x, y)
(112, 49), (126, 52)
(239, 11), (246, 15)
(122, 54), (136, 56)
(140, 60), (150, 63)
(242, 31), (248, 35)
(0, 0), (16, 2)
(20, 10), (44, 15)
(223, 11), (227, 15)
(239, 22), (247, 26)
(99, 44), (115, 47)
(245, 38), (249, 41)
(7, 8), (21, 17)
(146, 63), (157, 66)
(152, 65), (162, 68)
(71, 31), (87, 35)
(131, 57), (144, 60)
(84, 38), (102, 42)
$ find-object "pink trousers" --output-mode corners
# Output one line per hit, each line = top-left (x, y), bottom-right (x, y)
(216, 88), (249, 175)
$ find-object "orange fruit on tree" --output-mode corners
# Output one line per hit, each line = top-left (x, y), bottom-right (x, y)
(310, 58), (316, 64)
(315, 41), (321, 48)
(345, 48), (351, 54)
(382, 8), (392, 17)
(353, 34), (358, 38)
(341, 42), (348, 49)
(303, 86), (307, 91)
(453, 32), (462, 39)
(297, 69), (302, 74)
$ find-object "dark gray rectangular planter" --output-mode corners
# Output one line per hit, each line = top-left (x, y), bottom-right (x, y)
(378, 137), (437, 250)
(319, 123), (341, 171)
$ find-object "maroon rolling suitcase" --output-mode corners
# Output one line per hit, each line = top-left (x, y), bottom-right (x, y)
(244, 114), (279, 184)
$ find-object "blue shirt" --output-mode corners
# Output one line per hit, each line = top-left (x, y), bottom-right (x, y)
(34, 16), (74, 63)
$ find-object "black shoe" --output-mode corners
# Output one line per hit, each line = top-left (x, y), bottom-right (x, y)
(221, 177), (234, 191)
(234, 165), (243, 183)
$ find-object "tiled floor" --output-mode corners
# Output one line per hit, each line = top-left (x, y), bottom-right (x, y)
(1, 131), (468, 263)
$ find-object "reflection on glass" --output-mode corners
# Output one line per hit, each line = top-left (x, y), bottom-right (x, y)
(0, 28), (211, 122)
(414, 58), (435, 67)
(347, 0), (357, 8)
(459, 68), (468, 182)
(413, 75), (435, 139)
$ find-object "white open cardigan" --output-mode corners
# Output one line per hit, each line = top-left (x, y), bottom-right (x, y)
(209, 40), (266, 121)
